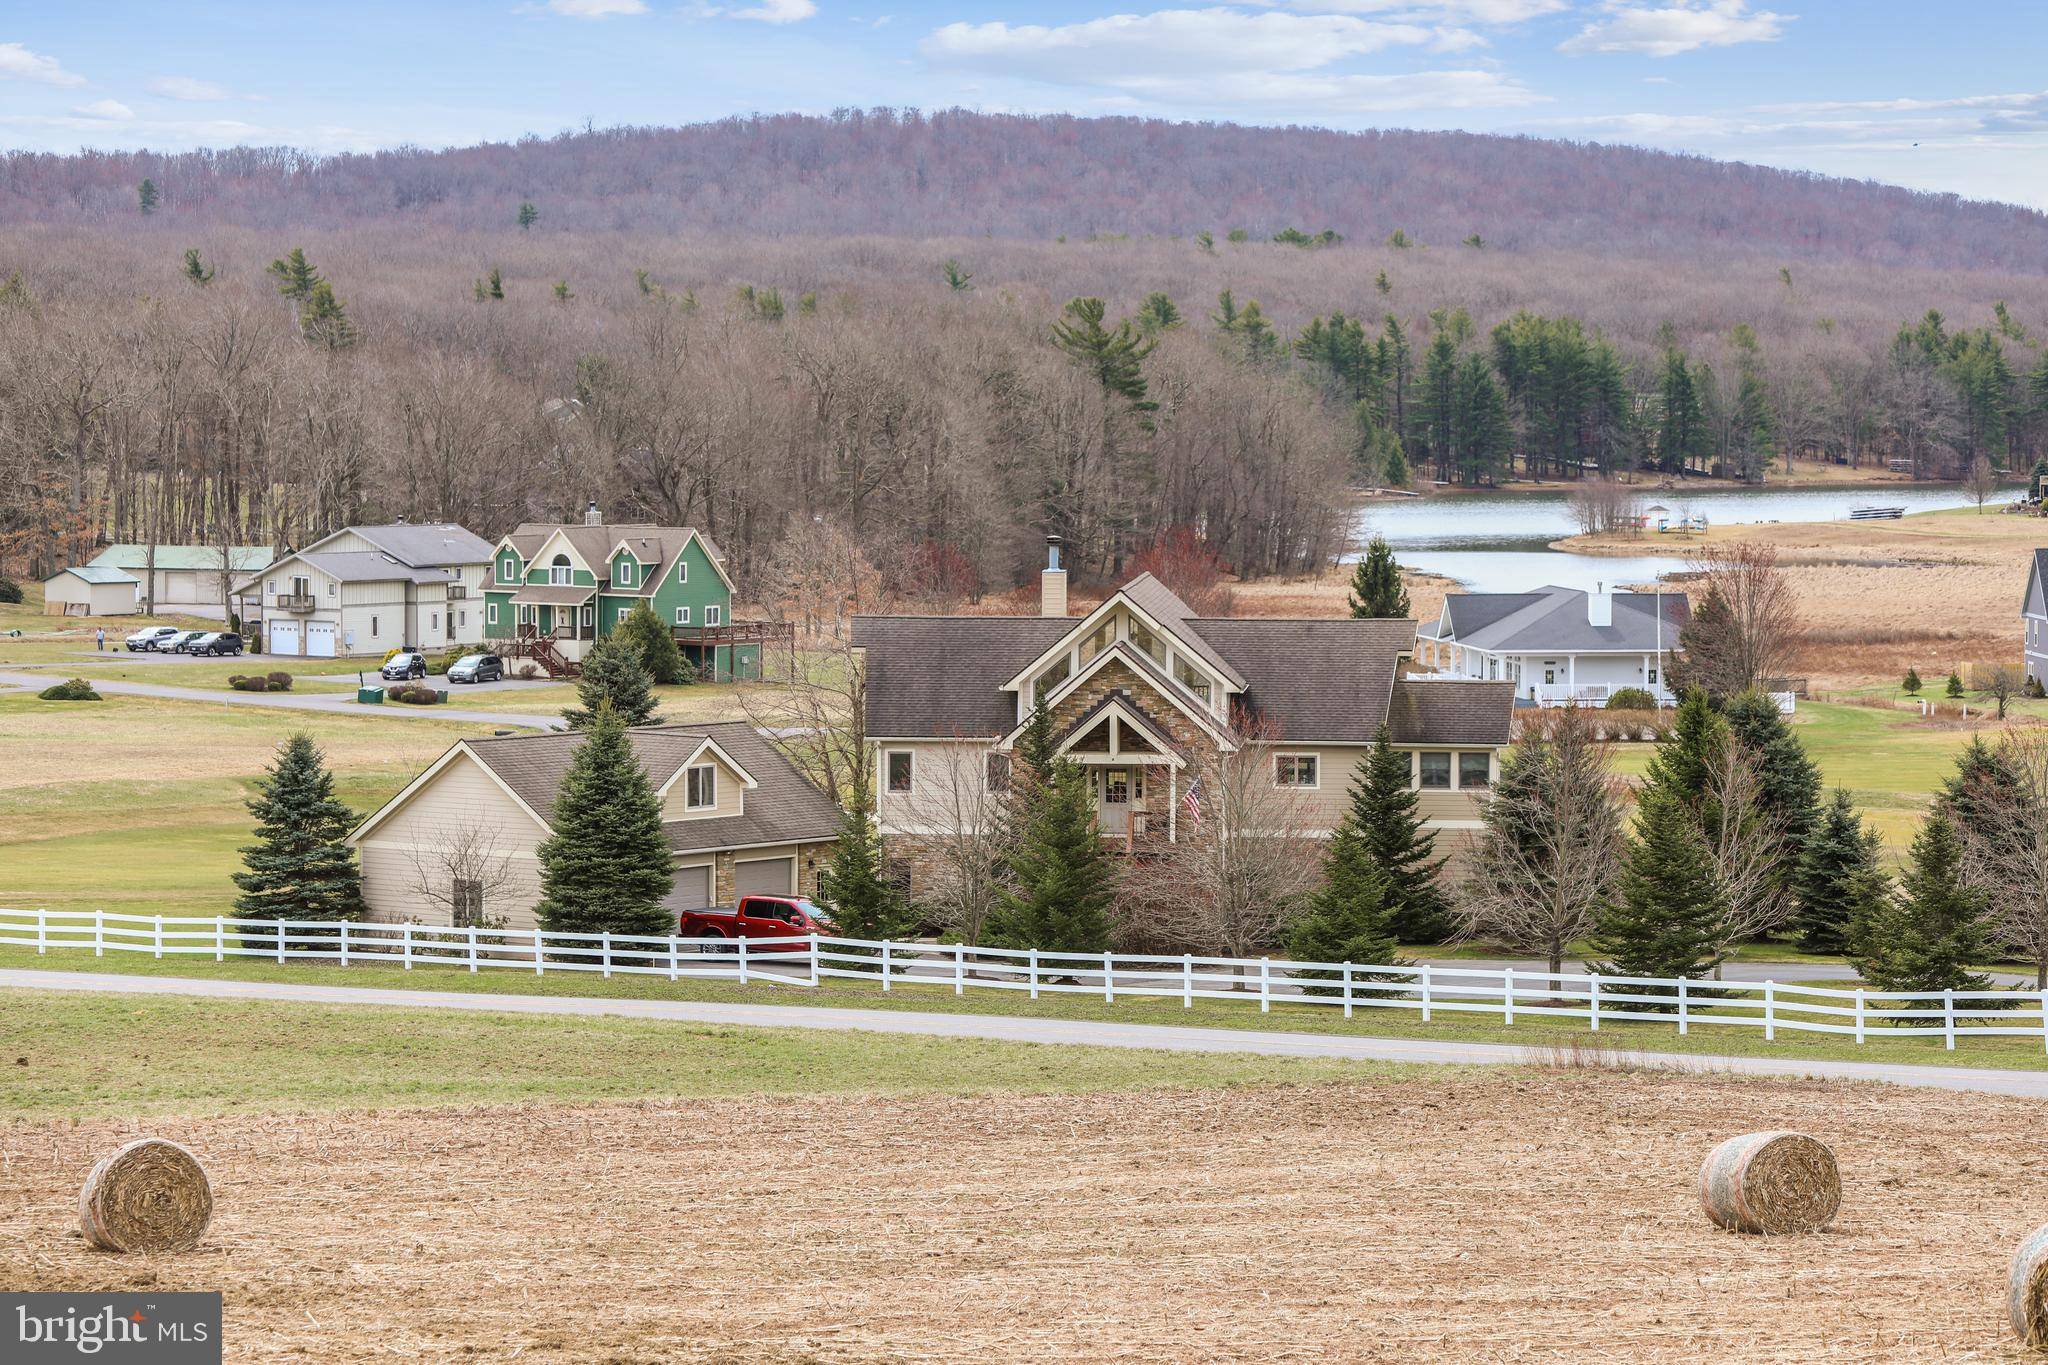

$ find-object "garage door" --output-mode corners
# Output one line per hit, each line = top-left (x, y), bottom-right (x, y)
(267, 620), (300, 655)
(306, 622), (337, 658)
(733, 856), (795, 898)
(663, 865), (714, 916)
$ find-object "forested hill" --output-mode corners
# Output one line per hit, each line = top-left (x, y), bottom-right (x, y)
(8, 110), (2046, 273)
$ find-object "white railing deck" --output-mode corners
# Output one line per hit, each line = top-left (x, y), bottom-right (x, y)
(1, 908), (2042, 1053)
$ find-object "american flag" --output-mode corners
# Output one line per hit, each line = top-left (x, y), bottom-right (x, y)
(1181, 777), (1204, 830)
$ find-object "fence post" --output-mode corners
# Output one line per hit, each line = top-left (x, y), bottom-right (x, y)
(1854, 988), (1865, 1044)
(403, 923), (414, 971)
(1588, 971), (1600, 1033)
(810, 933), (820, 987)
(94, 908), (104, 958)
(467, 927), (478, 973)
(1502, 966), (1514, 1027)
(276, 921), (285, 964)
(339, 920), (349, 967)
(1028, 949), (1039, 1001)
(737, 935), (748, 986)
(1259, 958), (1270, 1014)
(2040, 989), (2048, 1057)
(957, 943), (968, 997)
(1943, 989), (1956, 1051)
(154, 914), (163, 960)
(1420, 962), (1431, 1023)
(601, 932), (612, 980)
(1103, 952), (1114, 1004)
(1183, 954), (1193, 1009)
(880, 940), (891, 992)
(1678, 977), (1688, 1035)
(1764, 981), (1775, 1041)
(533, 928), (544, 976)
(1342, 962), (1353, 1020)
(668, 935), (679, 983)
(36, 909), (45, 957)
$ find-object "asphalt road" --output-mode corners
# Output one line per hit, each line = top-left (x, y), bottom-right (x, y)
(7, 967), (2046, 1099)
(0, 669), (561, 730)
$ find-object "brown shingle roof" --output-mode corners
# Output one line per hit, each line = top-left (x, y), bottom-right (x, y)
(853, 614), (1072, 738)
(1386, 679), (1517, 747)
(462, 721), (841, 853)
(1194, 617), (1418, 745)
(1120, 573), (1246, 689)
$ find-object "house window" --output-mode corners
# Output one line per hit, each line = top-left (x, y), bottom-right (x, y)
(1033, 656), (1072, 705)
(430, 612), (439, 632)
(684, 764), (716, 811)
(488, 603), (499, 625)
(617, 560), (634, 587)
(549, 554), (571, 586)
(1418, 752), (1452, 789)
(1458, 752), (1492, 789)
(1128, 620), (1164, 664)
(581, 604), (594, 629)
(328, 580), (337, 598)
(458, 611), (466, 628)
(706, 604), (723, 627)
(675, 606), (691, 626)
(1647, 667), (1659, 685)
(267, 578), (276, 594)
(1275, 754), (1319, 788)
(985, 752), (1012, 791)
(676, 560), (688, 584)
(886, 750), (914, 794)
(370, 615), (379, 637)
(452, 878), (485, 927)
(1081, 619), (1115, 663)
(1174, 655), (1213, 705)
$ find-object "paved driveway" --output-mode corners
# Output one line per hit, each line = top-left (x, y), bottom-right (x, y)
(0, 670), (561, 730)
(6, 968), (2045, 1099)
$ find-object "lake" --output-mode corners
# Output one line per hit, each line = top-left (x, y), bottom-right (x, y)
(1349, 484), (2012, 593)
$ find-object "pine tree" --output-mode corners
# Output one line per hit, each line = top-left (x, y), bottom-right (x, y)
(1946, 671), (1965, 698)
(534, 703), (673, 938)
(1903, 667), (1922, 695)
(615, 601), (692, 686)
(941, 259), (973, 292)
(486, 267), (504, 300)
(986, 759), (1116, 953)
(1052, 296), (1156, 414)
(1286, 854), (1400, 990)
(1135, 291), (1181, 335)
(233, 732), (365, 931)
(266, 247), (321, 301)
(1670, 588), (1743, 700)
(1593, 785), (1726, 986)
(1642, 689), (1725, 817)
(517, 201), (538, 230)
(138, 179), (158, 215)
(564, 634), (660, 728)
(1850, 812), (1989, 994)
(181, 248), (213, 286)
(1347, 536), (1409, 617)
(1657, 348), (1709, 474)
(1723, 688), (1823, 889)
(1013, 700), (1056, 780)
(1938, 733), (2019, 830)
(816, 798), (909, 941)
(1351, 725), (1452, 941)
(1791, 790), (1889, 954)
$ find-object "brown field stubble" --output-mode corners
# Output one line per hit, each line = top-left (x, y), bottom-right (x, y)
(2, 1071), (2041, 1360)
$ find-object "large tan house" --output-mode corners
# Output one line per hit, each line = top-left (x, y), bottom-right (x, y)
(850, 543), (1515, 894)
(235, 522), (494, 659)
(348, 720), (842, 929)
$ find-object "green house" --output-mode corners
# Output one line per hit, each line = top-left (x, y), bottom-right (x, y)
(483, 507), (761, 679)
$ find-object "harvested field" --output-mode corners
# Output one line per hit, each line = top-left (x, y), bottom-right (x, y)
(4, 1069), (2042, 1360)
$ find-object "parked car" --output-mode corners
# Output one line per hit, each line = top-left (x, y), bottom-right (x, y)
(159, 630), (210, 654)
(124, 626), (181, 652)
(381, 651), (427, 681)
(190, 631), (243, 657)
(679, 895), (836, 951)
(446, 653), (503, 684)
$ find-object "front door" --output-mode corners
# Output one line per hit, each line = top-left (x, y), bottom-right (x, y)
(1097, 767), (1131, 835)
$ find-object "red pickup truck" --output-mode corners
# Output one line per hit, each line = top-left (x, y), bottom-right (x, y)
(678, 895), (835, 951)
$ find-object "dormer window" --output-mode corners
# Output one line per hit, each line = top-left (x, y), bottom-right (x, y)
(1081, 620), (1115, 664)
(684, 764), (716, 811)
(548, 553), (571, 586)
(617, 559), (634, 587)
(1032, 655), (1072, 706)
(1128, 620), (1164, 664)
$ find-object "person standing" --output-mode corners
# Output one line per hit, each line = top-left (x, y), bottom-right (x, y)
(95, 627), (105, 652)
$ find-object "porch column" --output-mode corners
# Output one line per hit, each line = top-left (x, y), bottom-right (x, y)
(1168, 767), (1178, 843)
(1568, 656), (1576, 691)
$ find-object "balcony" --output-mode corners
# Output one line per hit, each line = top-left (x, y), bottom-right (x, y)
(275, 593), (317, 613)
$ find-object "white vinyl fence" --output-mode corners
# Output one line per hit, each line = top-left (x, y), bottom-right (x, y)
(4, 907), (2045, 1053)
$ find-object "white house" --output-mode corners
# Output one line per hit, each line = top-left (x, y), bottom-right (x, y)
(41, 565), (139, 617)
(2025, 550), (2048, 688)
(1417, 584), (1690, 707)
(84, 543), (271, 610)
(234, 522), (494, 658)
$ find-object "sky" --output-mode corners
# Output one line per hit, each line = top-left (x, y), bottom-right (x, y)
(4, 1), (2047, 208)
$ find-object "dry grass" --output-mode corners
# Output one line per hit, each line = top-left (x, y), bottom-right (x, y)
(4, 1071), (2043, 1360)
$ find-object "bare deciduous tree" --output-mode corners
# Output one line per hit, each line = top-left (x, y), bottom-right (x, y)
(1967, 453), (2000, 511)
(737, 628), (866, 811)
(1686, 542), (1804, 691)
(1695, 743), (1794, 973)
(893, 735), (1016, 945)
(1459, 707), (1625, 978)
(404, 821), (523, 927)
(1953, 731), (2048, 987)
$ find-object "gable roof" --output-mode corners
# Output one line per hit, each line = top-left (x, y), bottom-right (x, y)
(1054, 689), (1192, 764)
(1119, 573), (1246, 690)
(295, 551), (458, 585)
(342, 523), (494, 566)
(1428, 587), (1689, 654)
(49, 564), (139, 585)
(856, 615), (1073, 738)
(1195, 617), (1418, 745)
(1387, 679), (1516, 747)
(2028, 550), (2048, 615)
(493, 522), (730, 594)
(88, 544), (269, 572)
(459, 720), (841, 854)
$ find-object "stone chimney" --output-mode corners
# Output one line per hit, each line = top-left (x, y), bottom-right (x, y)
(1587, 582), (1613, 629)
(1040, 535), (1068, 617)
(584, 500), (602, 527)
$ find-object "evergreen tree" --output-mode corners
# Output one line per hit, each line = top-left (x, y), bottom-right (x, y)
(1791, 790), (1889, 954)
(816, 798), (909, 941)
(942, 259), (974, 292)
(1938, 733), (2019, 830)
(1013, 700), (1056, 780)
(1135, 291), (1181, 335)
(1723, 688), (1823, 888)
(1903, 667), (1922, 695)
(1286, 853), (1400, 989)
(1453, 351), (1512, 484)
(986, 758), (1116, 953)
(1670, 587), (1744, 699)
(1351, 725), (1452, 941)
(1945, 671), (1965, 698)
(1642, 689), (1725, 817)
(517, 201), (538, 230)
(564, 634), (660, 728)
(486, 267), (504, 300)
(266, 247), (321, 301)
(1850, 812), (1989, 994)
(1657, 348), (1710, 474)
(233, 732), (365, 929)
(534, 703), (673, 939)
(615, 600), (693, 686)
(1052, 296), (1156, 414)
(1347, 536), (1409, 617)
(1593, 785), (1726, 985)
(138, 178), (158, 215)
(181, 248), (213, 286)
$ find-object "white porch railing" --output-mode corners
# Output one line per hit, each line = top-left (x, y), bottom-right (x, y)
(2, 908), (2042, 1052)
(1525, 683), (1678, 709)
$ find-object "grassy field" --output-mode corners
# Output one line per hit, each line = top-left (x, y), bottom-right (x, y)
(8, 943), (2044, 1070)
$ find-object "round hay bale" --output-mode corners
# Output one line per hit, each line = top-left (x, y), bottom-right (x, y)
(2009, 1223), (2048, 1347)
(1699, 1130), (1839, 1236)
(77, 1138), (213, 1253)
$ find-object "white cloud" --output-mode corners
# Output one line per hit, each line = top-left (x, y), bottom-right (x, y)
(1560, 1), (1788, 58)
(0, 41), (85, 87)
(73, 99), (134, 121)
(148, 76), (231, 101)
(545, 0), (648, 16)
(728, 0), (817, 20)
(923, 10), (1443, 82)
(1271, 0), (1567, 20)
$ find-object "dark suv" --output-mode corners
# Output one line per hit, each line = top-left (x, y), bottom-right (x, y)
(191, 631), (243, 656)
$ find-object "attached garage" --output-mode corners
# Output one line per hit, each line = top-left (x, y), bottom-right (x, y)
(306, 621), (338, 658)
(664, 864), (714, 915)
(734, 856), (796, 898)
(268, 619), (301, 655)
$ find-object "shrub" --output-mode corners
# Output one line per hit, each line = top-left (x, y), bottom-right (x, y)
(381, 646), (404, 666)
(1605, 687), (1659, 711)
(424, 654), (453, 676)
(266, 671), (293, 691)
(39, 677), (101, 701)
(2030, 675), (2047, 700)
(389, 683), (441, 705)
(229, 673), (291, 693)
(0, 578), (22, 605)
